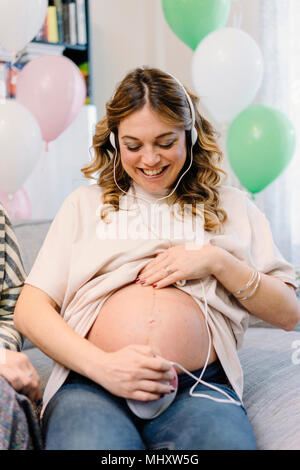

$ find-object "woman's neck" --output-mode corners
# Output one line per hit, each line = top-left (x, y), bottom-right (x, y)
(132, 180), (170, 203)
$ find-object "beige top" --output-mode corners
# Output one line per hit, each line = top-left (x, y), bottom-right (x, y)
(24, 183), (298, 415)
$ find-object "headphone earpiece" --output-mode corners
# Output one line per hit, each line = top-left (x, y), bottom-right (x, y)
(109, 132), (116, 149)
(191, 126), (198, 146)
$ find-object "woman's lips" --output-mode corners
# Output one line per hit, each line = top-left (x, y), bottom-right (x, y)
(137, 165), (169, 179)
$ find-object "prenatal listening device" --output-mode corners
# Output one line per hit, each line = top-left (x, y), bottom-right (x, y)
(126, 366), (178, 419)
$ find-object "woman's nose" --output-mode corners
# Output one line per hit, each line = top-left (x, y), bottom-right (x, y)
(140, 146), (161, 166)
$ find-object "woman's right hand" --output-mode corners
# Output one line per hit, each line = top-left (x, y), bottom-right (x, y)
(93, 344), (176, 401)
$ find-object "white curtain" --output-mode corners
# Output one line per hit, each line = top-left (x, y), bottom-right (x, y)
(252, 0), (300, 267)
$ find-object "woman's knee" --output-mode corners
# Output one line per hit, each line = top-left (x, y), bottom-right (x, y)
(192, 404), (258, 450)
(42, 385), (145, 450)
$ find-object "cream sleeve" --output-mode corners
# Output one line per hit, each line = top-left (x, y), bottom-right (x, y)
(24, 193), (77, 308)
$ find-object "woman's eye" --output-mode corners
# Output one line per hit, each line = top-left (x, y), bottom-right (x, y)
(127, 146), (141, 151)
(126, 141), (175, 151)
(159, 141), (175, 149)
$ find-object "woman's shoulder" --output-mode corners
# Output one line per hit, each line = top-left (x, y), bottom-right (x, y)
(65, 183), (103, 204)
(216, 184), (255, 225)
(217, 184), (247, 198)
(217, 184), (249, 207)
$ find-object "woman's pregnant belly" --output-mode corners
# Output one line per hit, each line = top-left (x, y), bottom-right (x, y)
(86, 282), (217, 374)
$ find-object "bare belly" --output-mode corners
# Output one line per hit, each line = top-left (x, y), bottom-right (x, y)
(86, 282), (217, 374)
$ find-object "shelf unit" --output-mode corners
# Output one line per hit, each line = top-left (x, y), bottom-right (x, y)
(0, 0), (92, 104)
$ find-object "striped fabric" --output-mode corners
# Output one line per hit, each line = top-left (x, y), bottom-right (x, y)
(0, 204), (26, 351)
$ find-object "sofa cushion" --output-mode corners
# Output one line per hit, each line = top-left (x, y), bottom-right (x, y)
(13, 220), (52, 351)
(238, 327), (300, 450)
(13, 219), (52, 276)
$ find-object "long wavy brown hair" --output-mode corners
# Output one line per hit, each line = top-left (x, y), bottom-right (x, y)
(81, 67), (228, 233)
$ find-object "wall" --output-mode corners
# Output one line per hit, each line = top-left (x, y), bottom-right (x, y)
(90, 0), (260, 115)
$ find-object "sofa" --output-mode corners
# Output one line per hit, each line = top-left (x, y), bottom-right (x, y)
(13, 218), (300, 450)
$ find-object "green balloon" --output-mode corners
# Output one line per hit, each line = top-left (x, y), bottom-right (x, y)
(162, 0), (232, 50)
(226, 105), (296, 194)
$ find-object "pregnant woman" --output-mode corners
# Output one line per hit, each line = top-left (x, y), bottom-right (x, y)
(14, 67), (300, 450)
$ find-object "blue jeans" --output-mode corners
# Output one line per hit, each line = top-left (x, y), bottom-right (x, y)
(41, 359), (257, 450)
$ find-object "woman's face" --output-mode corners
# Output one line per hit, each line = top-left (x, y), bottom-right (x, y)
(118, 105), (187, 193)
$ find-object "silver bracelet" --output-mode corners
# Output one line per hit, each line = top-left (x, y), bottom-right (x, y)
(232, 270), (257, 296)
(236, 272), (261, 301)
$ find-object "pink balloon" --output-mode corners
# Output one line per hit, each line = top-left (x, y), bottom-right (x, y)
(16, 55), (87, 143)
(0, 188), (32, 222)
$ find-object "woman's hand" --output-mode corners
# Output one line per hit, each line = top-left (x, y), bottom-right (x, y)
(0, 349), (42, 403)
(96, 345), (176, 401)
(136, 244), (221, 289)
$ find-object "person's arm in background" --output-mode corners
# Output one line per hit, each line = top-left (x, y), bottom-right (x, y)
(0, 206), (41, 402)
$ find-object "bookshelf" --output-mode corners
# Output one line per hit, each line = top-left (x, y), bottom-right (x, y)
(0, 0), (92, 104)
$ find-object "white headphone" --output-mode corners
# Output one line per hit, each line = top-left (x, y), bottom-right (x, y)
(109, 71), (198, 151)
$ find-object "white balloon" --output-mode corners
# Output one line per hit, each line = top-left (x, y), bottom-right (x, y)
(0, 100), (43, 193)
(191, 27), (264, 125)
(0, 0), (48, 56)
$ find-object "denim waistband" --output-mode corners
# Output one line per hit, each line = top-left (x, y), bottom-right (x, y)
(176, 359), (228, 391)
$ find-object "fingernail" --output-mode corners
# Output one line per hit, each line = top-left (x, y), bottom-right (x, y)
(152, 284), (157, 288)
(169, 388), (176, 393)
(135, 277), (140, 282)
(140, 281), (145, 285)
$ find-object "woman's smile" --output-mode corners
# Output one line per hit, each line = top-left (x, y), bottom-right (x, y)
(137, 165), (170, 178)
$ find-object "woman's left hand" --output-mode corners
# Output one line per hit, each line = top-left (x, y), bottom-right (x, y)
(136, 244), (222, 289)
(0, 349), (42, 403)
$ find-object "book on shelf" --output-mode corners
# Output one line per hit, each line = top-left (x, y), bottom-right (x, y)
(33, 0), (87, 47)
(55, 0), (64, 43)
(76, 0), (87, 45)
(47, 2), (59, 43)
(62, 0), (70, 44)
(69, 0), (78, 46)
